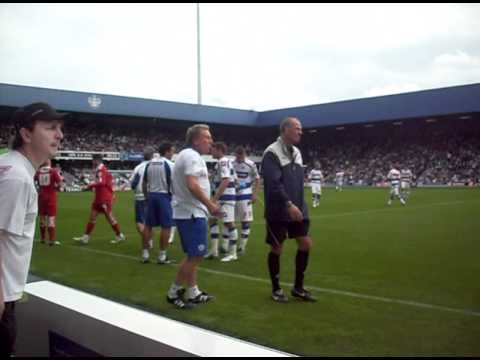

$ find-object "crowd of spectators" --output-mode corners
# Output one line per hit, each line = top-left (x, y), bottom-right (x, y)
(1, 115), (478, 187)
(304, 135), (479, 186)
(302, 116), (480, 186)
(56, 118), (265, 157)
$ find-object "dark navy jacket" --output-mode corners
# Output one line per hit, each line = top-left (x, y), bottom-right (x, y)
(261, 137), (308, 221)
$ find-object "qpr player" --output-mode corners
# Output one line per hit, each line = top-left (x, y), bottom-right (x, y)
(232, 146), (260, 255)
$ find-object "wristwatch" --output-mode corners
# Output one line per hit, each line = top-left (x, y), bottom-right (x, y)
(286, 200), (293, 208)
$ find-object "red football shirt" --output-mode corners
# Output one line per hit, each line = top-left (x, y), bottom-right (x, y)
(89, 163), (113, 203)
(35, 166), (62, 199)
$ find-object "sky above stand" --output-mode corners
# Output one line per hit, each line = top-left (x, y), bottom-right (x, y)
(1, 3), (479, 111)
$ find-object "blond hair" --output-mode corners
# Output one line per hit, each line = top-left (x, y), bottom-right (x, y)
(185, 124), (210, 146)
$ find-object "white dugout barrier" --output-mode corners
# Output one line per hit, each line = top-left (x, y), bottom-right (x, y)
(16, 281), (292, 357)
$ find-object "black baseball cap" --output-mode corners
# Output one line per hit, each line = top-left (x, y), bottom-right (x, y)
(12, 102), (67, 131)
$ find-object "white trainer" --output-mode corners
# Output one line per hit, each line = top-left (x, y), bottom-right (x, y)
(220, 254), (238, 262)
(73, 234), (89, 244)
(204, 251), (219, 260)
(111, 233), (126, 244)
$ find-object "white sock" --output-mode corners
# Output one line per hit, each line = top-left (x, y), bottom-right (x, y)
(142, 249), (149, 259)
(159, 250), (167, 261)
(168, 283), (183, 298)
(239, 237), (248, 250)
(222, 227), (229, 251)
(210, 237), (219, 256)
(241, 225), (250, 248)
(229, 228), (238, 256)
(187, 285), (201, 300)
(168, 227), (175, 243)
(210, 224), (219, 240)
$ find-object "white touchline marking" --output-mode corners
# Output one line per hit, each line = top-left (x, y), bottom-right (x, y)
(250, 199), (480, 225)
(35, 240), (480, 318)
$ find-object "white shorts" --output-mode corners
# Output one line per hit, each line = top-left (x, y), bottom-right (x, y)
(390, 186), (400, 196)
(216, 201), (236, 223)
(311, 183), (322, 194)
(401, 182), (410, 190)
(235, 200), (253, 222)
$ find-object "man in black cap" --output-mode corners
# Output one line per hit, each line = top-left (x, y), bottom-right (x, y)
(0, 102), (65, 356)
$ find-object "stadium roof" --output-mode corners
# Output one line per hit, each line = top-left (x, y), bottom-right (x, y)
(0, 83), (257, 126)
(256, 83), (480, 128)
(1, 82), (479, 128)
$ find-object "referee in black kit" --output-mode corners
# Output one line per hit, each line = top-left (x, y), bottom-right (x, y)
(261, 117), (316, 303)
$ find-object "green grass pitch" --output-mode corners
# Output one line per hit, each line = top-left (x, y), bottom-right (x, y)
(30, 187), (480, 356)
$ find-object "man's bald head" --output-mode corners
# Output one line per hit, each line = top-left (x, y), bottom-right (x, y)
(279, 117), (303, 145)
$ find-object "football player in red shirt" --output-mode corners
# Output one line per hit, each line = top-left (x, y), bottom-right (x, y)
(34, 158), (63, 246)
(73, 154), (125, 244)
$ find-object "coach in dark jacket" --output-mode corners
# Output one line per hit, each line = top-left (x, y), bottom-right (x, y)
(261, 117), (316, 303)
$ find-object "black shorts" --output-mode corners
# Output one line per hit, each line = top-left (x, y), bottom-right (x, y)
(265, 219), (310, 246)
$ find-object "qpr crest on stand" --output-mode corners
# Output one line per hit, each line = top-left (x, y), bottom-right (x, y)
(88, 95), (102, 109)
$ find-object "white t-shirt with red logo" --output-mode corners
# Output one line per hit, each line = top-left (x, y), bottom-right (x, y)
(0, 150), (38, 302)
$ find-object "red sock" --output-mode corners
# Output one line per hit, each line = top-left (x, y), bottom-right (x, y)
(40, 225), (46, 241)
(86, 222), (95, 235)
(48, 226), (56, 242)
(112, 223), (121, 236)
